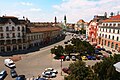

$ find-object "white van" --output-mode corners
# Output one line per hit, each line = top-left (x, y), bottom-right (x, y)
(4, 59), (16, 68)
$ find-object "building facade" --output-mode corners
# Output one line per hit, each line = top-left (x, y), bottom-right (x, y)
(0, 16), (63, 53)
(0, 16), (27, 53)
(98, 15), (120, 52)
(87, 13), (107, 44)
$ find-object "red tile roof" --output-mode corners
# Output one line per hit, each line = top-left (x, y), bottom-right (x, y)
(27, 27), (62, 33)
(103, 15), (120, 22)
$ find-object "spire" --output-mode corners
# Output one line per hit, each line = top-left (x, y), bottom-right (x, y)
(104, 12), (107, 18)
(64, 15), (67, 24)
(55, 16), (57, 23)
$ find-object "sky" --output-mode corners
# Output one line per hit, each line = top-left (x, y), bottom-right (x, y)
(0, 0), (120, 23)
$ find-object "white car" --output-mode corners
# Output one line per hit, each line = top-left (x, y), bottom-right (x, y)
(4, 59), (16, 68)
(42, 71), (56, 78)
(45, 68), (58, 74)
(0, 70), (7, 80)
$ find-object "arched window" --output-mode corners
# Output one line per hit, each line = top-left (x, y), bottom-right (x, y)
(104, 40), (106, 45)
(109, 35), (110, 39)
(108, 41), (110, 47)
(112, 36), (114, 40)
(111, 42), (114, 48)
(105, 34), (107, 38)
(116, 37), (119, 41)
(113, 29), (115, 33)
(12, 27), (15, 31)
(6, 26), (9, 31)
(115, 44), (118, 49)
(117, 30), (119, 34)
(109, 29), (111, 33)
(18, 27), (20, 31)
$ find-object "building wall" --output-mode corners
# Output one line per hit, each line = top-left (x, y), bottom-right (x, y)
(0, 19), (27, 53)
(98, 22), (120, 52)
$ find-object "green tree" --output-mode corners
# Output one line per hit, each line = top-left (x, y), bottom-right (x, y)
(93, 54), (120, 80)
(64, 61), (96, 80)
(65, 44), (74, 56)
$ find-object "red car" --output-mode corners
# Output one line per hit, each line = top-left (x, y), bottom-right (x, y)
(62, 68), (70, 74)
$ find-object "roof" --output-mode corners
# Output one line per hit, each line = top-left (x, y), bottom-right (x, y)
(27, 27), (61, 33)
(0, 16), (26, 25)
(103, 15), (120, 22)
(77, 19), (85, 23)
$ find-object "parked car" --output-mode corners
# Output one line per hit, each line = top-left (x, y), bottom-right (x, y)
(65, 56), (70, 61)
(4, 59), (16, 68)
(37, 78), (47, 80)
(10, 69), (18, 78)
(16, 75), (26, 80)
(64, 41), (68, 44)
(62, 67), (70, 74)
(0, 70), (7, 80)
(71, 56), (76, 61)
(42, 71), (56, 78)
(45, 68), (58, 74)
(97, 48), (106, 51)
(81, 56), (88, 60)
(106, 50), (112, 54)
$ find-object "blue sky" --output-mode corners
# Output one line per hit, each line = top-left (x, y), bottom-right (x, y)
(0, 0), (120, 23)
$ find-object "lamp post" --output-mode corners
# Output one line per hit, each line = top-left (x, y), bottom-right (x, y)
(113, 62), (120, 72)
(60, 55), (64, 76)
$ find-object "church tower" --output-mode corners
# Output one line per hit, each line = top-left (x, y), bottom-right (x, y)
(64, 15), (67, 25)
(55, 16), (57, 24)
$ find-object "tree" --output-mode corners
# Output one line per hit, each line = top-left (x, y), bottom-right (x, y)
(93, 54), (120, 80)
(65, 44), (74, 56)
(64, 61), (96, 80)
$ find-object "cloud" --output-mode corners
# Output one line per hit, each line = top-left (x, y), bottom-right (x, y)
(53, 0), (120, 23)
(20, 2), (33, 6)
(30, 8), (42, 12)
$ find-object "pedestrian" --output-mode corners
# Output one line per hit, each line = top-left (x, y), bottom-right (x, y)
(37, 75), (41, 79)
(32, 76), (35, 80)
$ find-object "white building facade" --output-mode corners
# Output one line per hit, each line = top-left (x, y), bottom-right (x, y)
(97, 15), (120, 52)
(0, 16), (27, 53)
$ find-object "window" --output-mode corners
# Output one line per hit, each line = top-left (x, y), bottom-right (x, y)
(109, 24), (112, 26)
(102, 34), (104, 37)
(106, 29), (107, 32)
(6, 33), (10, 38)
(18, 27), (20, 31)
(104, 40), (106, 45)
(112, 36), (114, 40)
(108, 41), (110, 47)
(109, 29), (111, 33)
(109, 35), (110, 39)
(111, 42), (114, 48)
(113, 29), (115, 33)
(22, 27), (24, 31)
(115, 44), (118, 49)
(6, 46), (11, 51)
(113, 24), (116, 26)
(105, 34), (107, 38)
(0, 27), (3, 31)
(106, 24), (108, 26)
(116, 37), (119, 41)
(103, 29), (104, 32)
(1, 47), (5, 52)
(18, 33), (20, 37)
(117, 30), (119, 34)
(118, 24), (120, 26)
(12, 27), (15, 31)
(6, 26), (9, 31)
(0, 33), (4, 38)
(12, 33), (15, 38)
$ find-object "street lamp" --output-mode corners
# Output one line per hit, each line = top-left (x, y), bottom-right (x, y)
(113, 62), (120, 72)
(60, 55), (64, 76)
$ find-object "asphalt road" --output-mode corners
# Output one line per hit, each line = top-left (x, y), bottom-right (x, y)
(0, 33), (101, 80)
